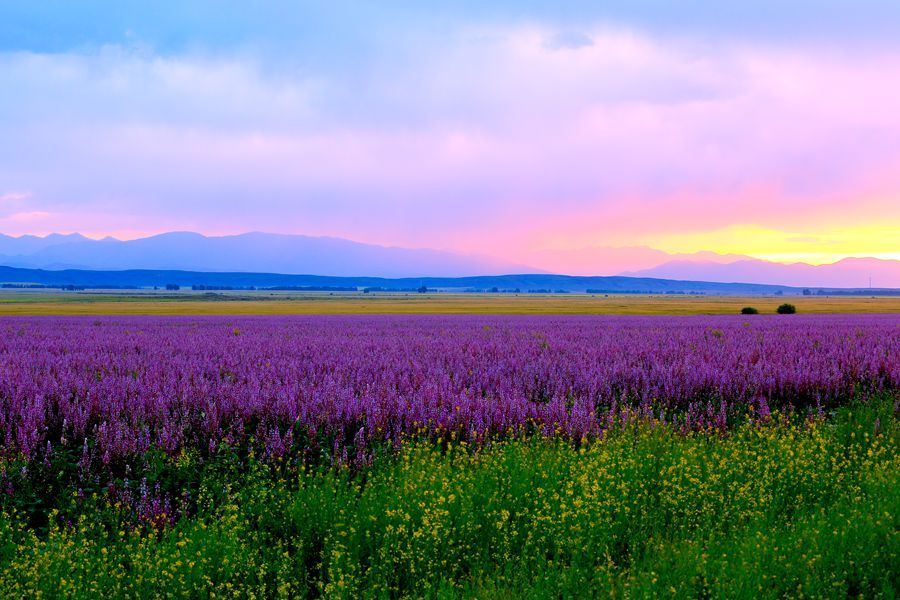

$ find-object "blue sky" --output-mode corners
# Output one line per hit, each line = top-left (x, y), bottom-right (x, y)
(1, 1), (899, 270)
(5, 1), (900, 53)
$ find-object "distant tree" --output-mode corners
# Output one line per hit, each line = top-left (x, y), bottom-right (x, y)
(165, 283), (180, 291)
(417, 285), (428, 294)
(740, 306), (759, 315)
(802, 289), (812, 296)
(776, 303), (797, 314)
(489, 286), (499, 293)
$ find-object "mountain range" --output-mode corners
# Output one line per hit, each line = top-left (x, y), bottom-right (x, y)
(0, 232), (531, 278)
(0, 265), (805, 294)
(623, 257), (900, 289)
(0, 232), (897, 288)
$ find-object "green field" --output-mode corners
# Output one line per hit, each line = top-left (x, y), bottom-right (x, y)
(0, 290), (898, 315)
(0, 397), (896, 598)
(1, 292), (897, 598)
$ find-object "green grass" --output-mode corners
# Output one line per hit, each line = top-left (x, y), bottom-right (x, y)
(1, 290), (899, 315)
(0, 397), (896, 598)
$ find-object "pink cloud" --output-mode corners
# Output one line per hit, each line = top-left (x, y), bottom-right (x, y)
(0, 191), (33, 203)
(0, 27), (898, 269)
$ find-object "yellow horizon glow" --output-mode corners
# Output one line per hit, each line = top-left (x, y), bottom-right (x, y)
(648, 224), (900, 265)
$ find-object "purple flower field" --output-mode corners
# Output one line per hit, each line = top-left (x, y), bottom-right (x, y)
(1, 315), (897, 464)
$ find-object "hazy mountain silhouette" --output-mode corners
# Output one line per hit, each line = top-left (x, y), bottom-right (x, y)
(523, 245), (752, 275)
(624, 257), (900, 288)
(0, 232), (534, 278)
(0, 233), (90, 256)
(0, 232), (897, 287)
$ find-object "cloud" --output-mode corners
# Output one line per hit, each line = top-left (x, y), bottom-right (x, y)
(0, 24), (898, 264)
(0, 49), (319, 131)
(0, 191), (32, 203)
(543, 31), (594, 50)
(3, 210), (51, 222)
(0, 191), (35, 219)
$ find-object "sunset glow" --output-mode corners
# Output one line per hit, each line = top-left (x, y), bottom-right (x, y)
(1, 2), (899, 275)
(650, 225), (900, 265)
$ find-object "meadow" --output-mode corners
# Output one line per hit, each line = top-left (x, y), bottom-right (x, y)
(0, 315), (897, 597)
(0, 290), (898, 315)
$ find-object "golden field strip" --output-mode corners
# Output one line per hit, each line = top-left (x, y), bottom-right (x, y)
(0, 290), (898, 315)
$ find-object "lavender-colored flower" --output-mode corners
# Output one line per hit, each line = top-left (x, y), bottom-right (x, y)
(0, 315), (894, 464)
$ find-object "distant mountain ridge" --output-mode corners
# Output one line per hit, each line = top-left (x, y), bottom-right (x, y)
(625, 257), (900, 288)
(0, 232), (533, 278)
(0, 264), (805, 294)
(522, 245), (755, 275)
(0, 232), (91, 256)
(0, 232), (897, 288)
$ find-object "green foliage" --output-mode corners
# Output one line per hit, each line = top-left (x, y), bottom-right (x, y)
(777, 303), (798, 314)
(740, 306), (759, 314)
(0, 396), (896, 598)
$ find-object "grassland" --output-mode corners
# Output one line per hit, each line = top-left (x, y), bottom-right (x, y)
(0, 290), (898, 315)
(0, 396), (895, 598)
(0, 311), (896, 597)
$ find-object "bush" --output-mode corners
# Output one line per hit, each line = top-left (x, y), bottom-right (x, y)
(740, 307), (759, 315)
(776, 303), (797, 314)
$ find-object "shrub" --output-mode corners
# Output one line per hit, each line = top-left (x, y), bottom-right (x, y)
(776, 303), (797, 314)
(740, 307), (759, 315)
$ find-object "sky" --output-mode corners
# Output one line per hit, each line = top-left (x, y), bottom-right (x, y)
(1, 1), (899, 272)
